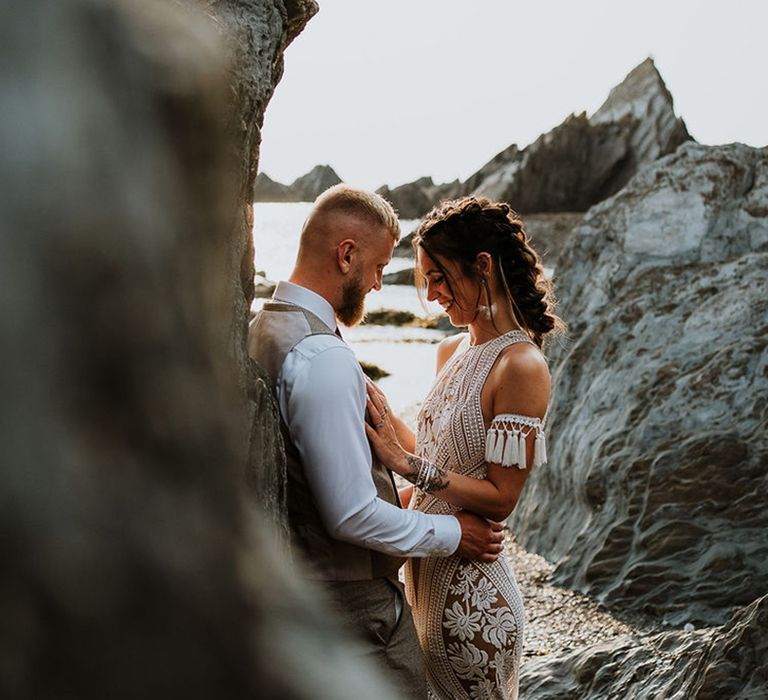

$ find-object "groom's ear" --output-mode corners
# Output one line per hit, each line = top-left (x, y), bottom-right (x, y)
(337, 238), (357, 274)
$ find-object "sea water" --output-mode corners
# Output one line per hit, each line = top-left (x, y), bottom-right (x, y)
(251, 202), (447, 413)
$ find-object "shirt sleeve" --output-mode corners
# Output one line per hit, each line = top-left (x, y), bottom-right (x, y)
(280, 339), (461, 558)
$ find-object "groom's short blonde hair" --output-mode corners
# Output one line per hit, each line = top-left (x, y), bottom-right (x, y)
(312, 184), (401, 241)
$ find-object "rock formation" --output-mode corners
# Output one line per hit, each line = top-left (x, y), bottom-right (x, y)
(377, 176), (462, 220)
(253, 163), (342, 201)
(253, 171), (296, 201)
(291, 163), (342, 199)
(380, 58), (691, 220)
(511, 142), (768, 629)
(520, 593), (768, 699)
(466, 58), (690, 212)
(0, 1), (396, 697)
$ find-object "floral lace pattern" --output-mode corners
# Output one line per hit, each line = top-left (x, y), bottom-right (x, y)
(405, 331), (533, 700)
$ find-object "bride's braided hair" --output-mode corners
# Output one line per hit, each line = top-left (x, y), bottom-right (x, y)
(414, 196), (563, 348)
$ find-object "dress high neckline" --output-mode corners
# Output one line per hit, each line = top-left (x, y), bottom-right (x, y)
(468, 328), (528, 348)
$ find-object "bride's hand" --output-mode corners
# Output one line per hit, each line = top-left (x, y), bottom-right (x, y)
(365, 388), (409, 475)
(365, 378), (392, 410)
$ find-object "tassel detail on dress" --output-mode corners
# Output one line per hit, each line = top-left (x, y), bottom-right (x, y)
(486, 414), (546, 468)
(501, 430), (518, 467)
(517, 432), (527, 469)
(485, 429), (497, 462)
(533, 430), (547, 467)
(491, 429), (505, 464)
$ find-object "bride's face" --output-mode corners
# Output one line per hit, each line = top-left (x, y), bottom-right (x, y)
(417, 247), (480, 327)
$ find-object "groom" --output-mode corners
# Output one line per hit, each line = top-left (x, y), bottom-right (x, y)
(247, 185), (504, 697)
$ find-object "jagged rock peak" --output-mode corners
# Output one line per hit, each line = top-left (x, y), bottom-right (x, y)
(592, 57), (674, 123)
(380, 59), (691, 219)
(253, 164), (342, 202)
(290, 163), (342, 199)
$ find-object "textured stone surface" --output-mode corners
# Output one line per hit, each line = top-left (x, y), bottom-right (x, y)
(379, 58), (690, 219)
(520, 593), (768, 699)
(253, 163), (342, 201)
(511, 142), (768, 626)
(0, 1), (396, 698)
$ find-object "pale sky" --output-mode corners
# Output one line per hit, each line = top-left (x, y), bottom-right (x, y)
(258, 0), (767, 192)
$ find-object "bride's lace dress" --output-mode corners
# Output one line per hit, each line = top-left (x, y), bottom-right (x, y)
(405, 330), (536, 700)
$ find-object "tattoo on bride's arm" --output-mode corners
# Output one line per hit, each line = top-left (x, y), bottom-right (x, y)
(404, 455), (450, 493)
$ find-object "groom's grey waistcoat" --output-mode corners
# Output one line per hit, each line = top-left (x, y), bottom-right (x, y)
(248, 301), (404, 581)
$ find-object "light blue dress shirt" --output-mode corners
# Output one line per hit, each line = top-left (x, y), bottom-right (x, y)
(272, 281), (461, 558)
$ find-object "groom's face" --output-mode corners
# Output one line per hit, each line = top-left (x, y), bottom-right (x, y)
(337, 225), (395, 327)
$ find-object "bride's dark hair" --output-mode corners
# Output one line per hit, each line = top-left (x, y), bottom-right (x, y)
(414, 196), (564, 348)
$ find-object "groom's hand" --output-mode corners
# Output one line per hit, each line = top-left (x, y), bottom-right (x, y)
(454, 512), (505, 563)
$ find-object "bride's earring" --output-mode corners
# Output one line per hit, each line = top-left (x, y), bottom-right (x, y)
(477, 278), (496, 320)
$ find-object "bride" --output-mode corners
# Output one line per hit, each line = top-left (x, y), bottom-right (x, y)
(366, 196), (561, 699)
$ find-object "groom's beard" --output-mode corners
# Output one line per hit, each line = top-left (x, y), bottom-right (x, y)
(336, 271), (366, 327)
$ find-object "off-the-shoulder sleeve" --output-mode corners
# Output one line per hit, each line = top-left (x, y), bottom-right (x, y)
(485, 414), (547, 469)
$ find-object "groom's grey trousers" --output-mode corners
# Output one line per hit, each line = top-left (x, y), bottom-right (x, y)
(327, 576), (426, 700)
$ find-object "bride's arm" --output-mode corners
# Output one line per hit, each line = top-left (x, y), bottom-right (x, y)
(366, 343), (550, 522)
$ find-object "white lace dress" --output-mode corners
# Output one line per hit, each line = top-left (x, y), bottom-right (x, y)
(404, 330), (544, 700)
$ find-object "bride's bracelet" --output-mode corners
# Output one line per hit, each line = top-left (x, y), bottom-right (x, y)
(404, 455), (449, 493)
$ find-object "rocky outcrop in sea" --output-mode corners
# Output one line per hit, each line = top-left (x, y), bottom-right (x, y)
(511, 141), (768, 693)
(253, 163), (342, 202)
(380, 58), (690, 220)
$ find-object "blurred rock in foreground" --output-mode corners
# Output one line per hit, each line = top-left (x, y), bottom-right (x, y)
(0, 1), (395, 698)
(381, 58), (690, 219)
(512, 142), (768, 627)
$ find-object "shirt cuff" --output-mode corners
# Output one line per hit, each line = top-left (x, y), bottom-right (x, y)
(428, 514), (462, 557)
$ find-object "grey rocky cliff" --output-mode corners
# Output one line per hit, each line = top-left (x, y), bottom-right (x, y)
(511, 142), (768, 629)
(380, 58), (690, 220)
(253, 163), (342, 201)
(0, 1), (396, 697)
